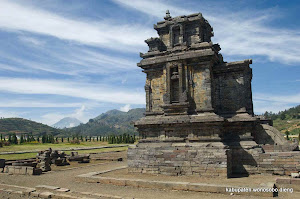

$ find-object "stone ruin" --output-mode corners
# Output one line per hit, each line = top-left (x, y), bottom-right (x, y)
(128, 11), (300, 177)
(36, 148), (69, 171)
(37, 149), (52, 172)
(1, 148), (73, 175)
(68, 151), (90, 163)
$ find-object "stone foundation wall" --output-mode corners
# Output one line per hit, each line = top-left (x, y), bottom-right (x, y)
(2, 166), (42, 175)
(257, 152), (300, 176)
(128, 142), (228, 177)
(128, 141), (300, 177)
(227, 144), (262, 176)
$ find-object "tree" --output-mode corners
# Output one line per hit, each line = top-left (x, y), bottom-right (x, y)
(280, 113), (286, 120)
(0, 134), (2, 141)
(42, 135), (47, 143)
(8, 134), (12, 143)
(30, 135), (35, 142)
(61, 137), (64, 142)
(285, 131), (290, 140)
(12, 133), (18, 144)
(20, 134), (24, 144)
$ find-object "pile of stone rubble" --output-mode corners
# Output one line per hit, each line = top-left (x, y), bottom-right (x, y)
(68, 151), (90, 163)
(0, 148), (88, 175)
(36, 148), (69, 172)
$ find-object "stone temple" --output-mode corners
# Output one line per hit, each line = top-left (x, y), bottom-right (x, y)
(128, 11), (299, 177)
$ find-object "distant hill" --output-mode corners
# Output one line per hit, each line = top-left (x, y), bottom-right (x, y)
(67, 108), (145, 136)
(263, 105), (300, 135)
(0, 118), (64, 136)
(52, 117), (82, 129)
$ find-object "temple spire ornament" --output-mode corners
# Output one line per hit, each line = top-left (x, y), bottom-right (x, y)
(164, 10), (171, 20)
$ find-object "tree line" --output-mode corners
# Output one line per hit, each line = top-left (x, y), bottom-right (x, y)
(0, 133), (137, 145)
(263, 105), (300, 120)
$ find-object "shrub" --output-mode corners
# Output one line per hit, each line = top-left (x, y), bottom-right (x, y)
(285, 130), (290, 140)
(2, 141), (11, 146)
(28, 141), (39, 144)
(70, 139), (80, 144)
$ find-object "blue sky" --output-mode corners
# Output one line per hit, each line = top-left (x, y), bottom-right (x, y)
(0, 0), (299, 125)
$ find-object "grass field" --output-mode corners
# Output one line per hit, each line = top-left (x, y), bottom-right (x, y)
(0, 146), (128, 160)
(0, 141), (112, 153)
(273, 118), (300, 134)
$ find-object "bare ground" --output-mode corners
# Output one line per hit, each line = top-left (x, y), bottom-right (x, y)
(0, 151), (299, 199)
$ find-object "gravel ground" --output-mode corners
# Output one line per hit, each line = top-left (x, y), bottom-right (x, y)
(0, 152), (299, 199)
(100, 168), (281, 187)
(0, 191), (34, 199)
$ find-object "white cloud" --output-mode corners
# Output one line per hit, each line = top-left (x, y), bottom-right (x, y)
(0, 110), (19, 118)
(0, 40), (138, 76)
(253, 93), (300, 114)
(0, 0), (154, 52)
(120, 104), (131, 112)
(0, 77), (145, 105)
(40, 104), (92, 125)
(0, 63), (29, 73)
(72, 105), (86, 120)
(0, 100), (82, 108)
(254, 100), (296, 114)
(253, 93), (300, 104)
(18, 35), (45, 46)
(41, 112), (66, 126)
(113, 0), (300, 65)
(113, 0), (190, 17)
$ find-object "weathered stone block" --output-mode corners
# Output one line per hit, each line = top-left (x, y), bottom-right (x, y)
(291, 179), (300, 185)
(0, 159), (5, 168)
(276, 178), (291, 184)
(39, 191), (53, 198)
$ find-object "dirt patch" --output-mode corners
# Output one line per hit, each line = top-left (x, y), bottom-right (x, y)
(1, 151), (300, 199)
(50, 159), (107, 171)
(100, 167), (280, 187)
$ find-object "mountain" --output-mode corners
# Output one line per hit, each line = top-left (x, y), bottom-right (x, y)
(52, 117), (82, 129)
(263, 105), (300, 135)
(67, 108), (145, 136)
(0, 118), (64, 136)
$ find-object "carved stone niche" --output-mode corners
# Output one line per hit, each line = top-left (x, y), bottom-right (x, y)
(145, 84), (152, 113)
(145, 37), (166, 52)
(162, 62), (189, 115)
(170, 24), (185, 47)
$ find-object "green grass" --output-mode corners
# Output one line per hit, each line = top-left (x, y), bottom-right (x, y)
(0, 141), (112, 153)
(273, 119), (300, 134)
(0, 146), (128, 160)
(71, 146), (128, 154)
(0, 152), (37, 160)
